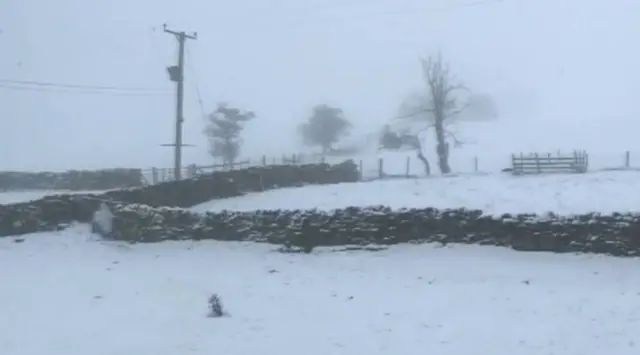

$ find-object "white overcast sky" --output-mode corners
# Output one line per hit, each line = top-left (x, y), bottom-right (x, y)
(1, 0), (639, 171)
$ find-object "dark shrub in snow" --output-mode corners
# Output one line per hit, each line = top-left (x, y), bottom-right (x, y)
(208, 294), (225, 318)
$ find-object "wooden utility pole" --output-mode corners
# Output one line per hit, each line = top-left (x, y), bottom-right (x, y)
(163, 24), (197, 180)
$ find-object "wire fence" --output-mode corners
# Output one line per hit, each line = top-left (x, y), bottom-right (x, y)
(143, 154), (314, 184)
(143, 150), (640, 185)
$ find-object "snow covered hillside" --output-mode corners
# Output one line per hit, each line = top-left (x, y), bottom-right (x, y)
(192, 170), (640, 215)
(1, 226), (638, 355)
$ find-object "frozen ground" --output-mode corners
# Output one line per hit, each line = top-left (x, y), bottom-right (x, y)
(192, 170), (640, 215)
(1, 225), (639, 355)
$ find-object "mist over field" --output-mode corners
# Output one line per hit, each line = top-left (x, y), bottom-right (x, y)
(2, 0), (639, 171)
(4, 4), (640, 354)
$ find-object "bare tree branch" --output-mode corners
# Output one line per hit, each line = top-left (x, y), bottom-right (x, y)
(393, 107), (434, 120)
(445, 100), (471, 120)
(418, 123), (435, 133)
(444, 129), (464, 147)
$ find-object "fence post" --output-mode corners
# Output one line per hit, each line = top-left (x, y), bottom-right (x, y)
(473, 156), (478, 173)
(378, 158), (384, 178)
(405, 156), (410, 177)
(535, 153), (541, 174)
(187, 164), (197, 178)
(625, 151), (630, 168)
(151, 167), (158, 184)
(585, 150), (589, 169)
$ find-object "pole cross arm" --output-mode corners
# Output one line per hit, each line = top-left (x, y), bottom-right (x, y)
(163, 24), (197, 39)
(160, 143), (196, 147)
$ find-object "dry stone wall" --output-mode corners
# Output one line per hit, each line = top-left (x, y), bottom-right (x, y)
(92, 203), (640, 257)
(2, 159), (639, 257)
(101, 160), (360, 208)
(0, 160), (361, 236)
(0, 169), (144, 191)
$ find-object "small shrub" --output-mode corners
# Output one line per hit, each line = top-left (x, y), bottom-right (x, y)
(208, 293), (225, 318)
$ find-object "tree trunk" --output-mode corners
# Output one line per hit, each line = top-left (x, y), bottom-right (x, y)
(434, 123), (451, 174)
(416, 150), (431, 176)
(410, 135), (430, 176)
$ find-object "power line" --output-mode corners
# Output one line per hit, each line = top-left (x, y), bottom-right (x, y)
(0, 79), (170, 93)
(426, 0), (510, 11)
(0, 83), (170, 96)
(347, 0), (513, 13)
(261, 0), (518, 25)
(0, 83), (171, 96)
(185, 45), (207, 119)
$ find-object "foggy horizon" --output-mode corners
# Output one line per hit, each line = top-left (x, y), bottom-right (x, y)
(3, 0), (640, 172)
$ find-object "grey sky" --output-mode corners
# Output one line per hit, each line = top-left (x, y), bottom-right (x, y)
(2, 0), (639, 171)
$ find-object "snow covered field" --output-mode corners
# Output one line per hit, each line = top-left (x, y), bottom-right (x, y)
(3, 163), (640, 355)
(2, 225), (639, 355)
(192, 170), (640, 215)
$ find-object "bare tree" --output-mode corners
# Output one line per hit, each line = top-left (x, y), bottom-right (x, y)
(392, 93), (434, 176)
(406, 131), (431, 176)
(397, 91), (435, 124)
(203, 103), (255, 167)
(421, 54), (471, 174)
(395, 54), (471, 174)
(378, 124), (430, 174)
